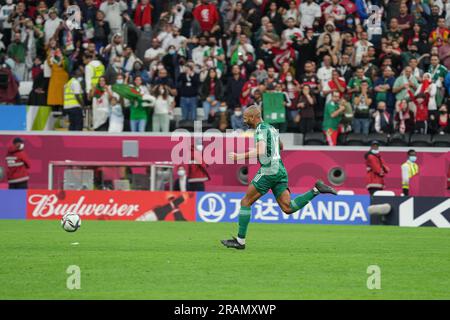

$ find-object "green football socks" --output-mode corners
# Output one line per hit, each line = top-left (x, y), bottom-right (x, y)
(237, 206), (252, 240)
(289, 190), (317, 212)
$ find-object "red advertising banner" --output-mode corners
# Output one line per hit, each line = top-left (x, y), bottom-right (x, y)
(26, 190), (196, 221)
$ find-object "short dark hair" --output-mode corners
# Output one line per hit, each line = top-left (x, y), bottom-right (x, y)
(408, 149), (416, 155)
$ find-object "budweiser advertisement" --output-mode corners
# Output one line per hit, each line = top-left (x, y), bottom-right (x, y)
(26, 190), (196, 221)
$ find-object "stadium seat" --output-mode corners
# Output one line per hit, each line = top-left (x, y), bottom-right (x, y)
(367, 133), (388, 146)
(345, 133), (367, 146)
(178, 120), (195, 132)
(172, 107), (182, 121)
(337, 133), (347, 145)
(432, 134), (450, 147)
(201, 121), (214, 132)
(303, 132), (326, 145)
(293, 133), (304, 145)
(169, 120), (177, 132)
(409, 134), (432, 147)
(287, 121), (298, 133)
(388, 133), (409, 146)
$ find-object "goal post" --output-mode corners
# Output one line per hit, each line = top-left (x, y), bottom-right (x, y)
(48, 161), (175, 191)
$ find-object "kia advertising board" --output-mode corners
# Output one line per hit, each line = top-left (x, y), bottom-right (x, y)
(371, 196), (450, 228)
(196, 192), (370, 225)
(26, 190), (197, 221)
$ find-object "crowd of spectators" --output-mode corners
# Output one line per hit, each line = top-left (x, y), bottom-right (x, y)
(1, 0), (450, 142)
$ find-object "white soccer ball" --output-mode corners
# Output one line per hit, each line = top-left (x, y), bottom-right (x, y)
(61, 213), (81, 232)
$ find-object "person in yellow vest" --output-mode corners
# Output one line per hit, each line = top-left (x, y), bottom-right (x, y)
(83, 53), (105, 95)
(64, 68), (85, 131)
(401, 149), (419, 196)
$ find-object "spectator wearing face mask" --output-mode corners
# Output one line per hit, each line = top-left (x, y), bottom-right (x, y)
(212, 101), (231, 132)
(104, 56), (124, 84)
(394, 99), (415, 134)
(108, 93), (124, 133)
(162, 45), (181, 82)
(175, 143), (210, 192)
(365, 141), (390, 196)
(200, 68), (224, 120)
(152, 84), (175, 132)
(130, 61), (150, 84)
(430, 104), (450, 134)
(63, 68), (85, 131)
(408, 92), (429, 134)
(401, 149), (419, 196)
(178, 63), (200, 121)
(5, 137), (30, 189)
(231, 106), (245, 131)
(240, 74), (259, 108)
(372, 101), (393, 134)
(129, 76), (150, 132)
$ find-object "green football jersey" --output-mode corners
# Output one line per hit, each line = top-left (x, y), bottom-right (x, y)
(254, 121), (283, 169)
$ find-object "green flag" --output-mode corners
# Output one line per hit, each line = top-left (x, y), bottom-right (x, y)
(262, 92), (286, 124)
(230, 41), (240, 66)
(111, 84), (143, 101)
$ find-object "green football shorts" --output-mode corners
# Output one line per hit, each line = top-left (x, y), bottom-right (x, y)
(251, 166), (289, 199)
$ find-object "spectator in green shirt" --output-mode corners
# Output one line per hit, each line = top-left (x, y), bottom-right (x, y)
(7, 32), (27, 81)
(323, 92), (345, 146)
(348, 67), (373, 99)
(129, 76), (150, 132)
(393, 66), (419, 102)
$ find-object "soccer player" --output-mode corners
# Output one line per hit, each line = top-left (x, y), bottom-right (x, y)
(221, 106), (337, 250)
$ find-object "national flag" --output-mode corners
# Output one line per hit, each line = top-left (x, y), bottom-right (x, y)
(111, 84), (143, 101)
(230, 41), (240, 66)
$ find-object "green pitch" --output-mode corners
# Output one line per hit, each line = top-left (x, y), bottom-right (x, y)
(0, 220), (449, 299)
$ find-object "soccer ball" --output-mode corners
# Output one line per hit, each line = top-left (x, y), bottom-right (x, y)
(61, 213), (81, 232)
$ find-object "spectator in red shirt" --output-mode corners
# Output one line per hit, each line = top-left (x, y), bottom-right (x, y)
(324, 69), (347, 101)
(408, 91), (429, 134)
(365, 141), (390, 196)
(240, 73), (259, 107)
(192, 0), (220, 33)
(5, 137), (31, 189)
(134, 0), (153, 28)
